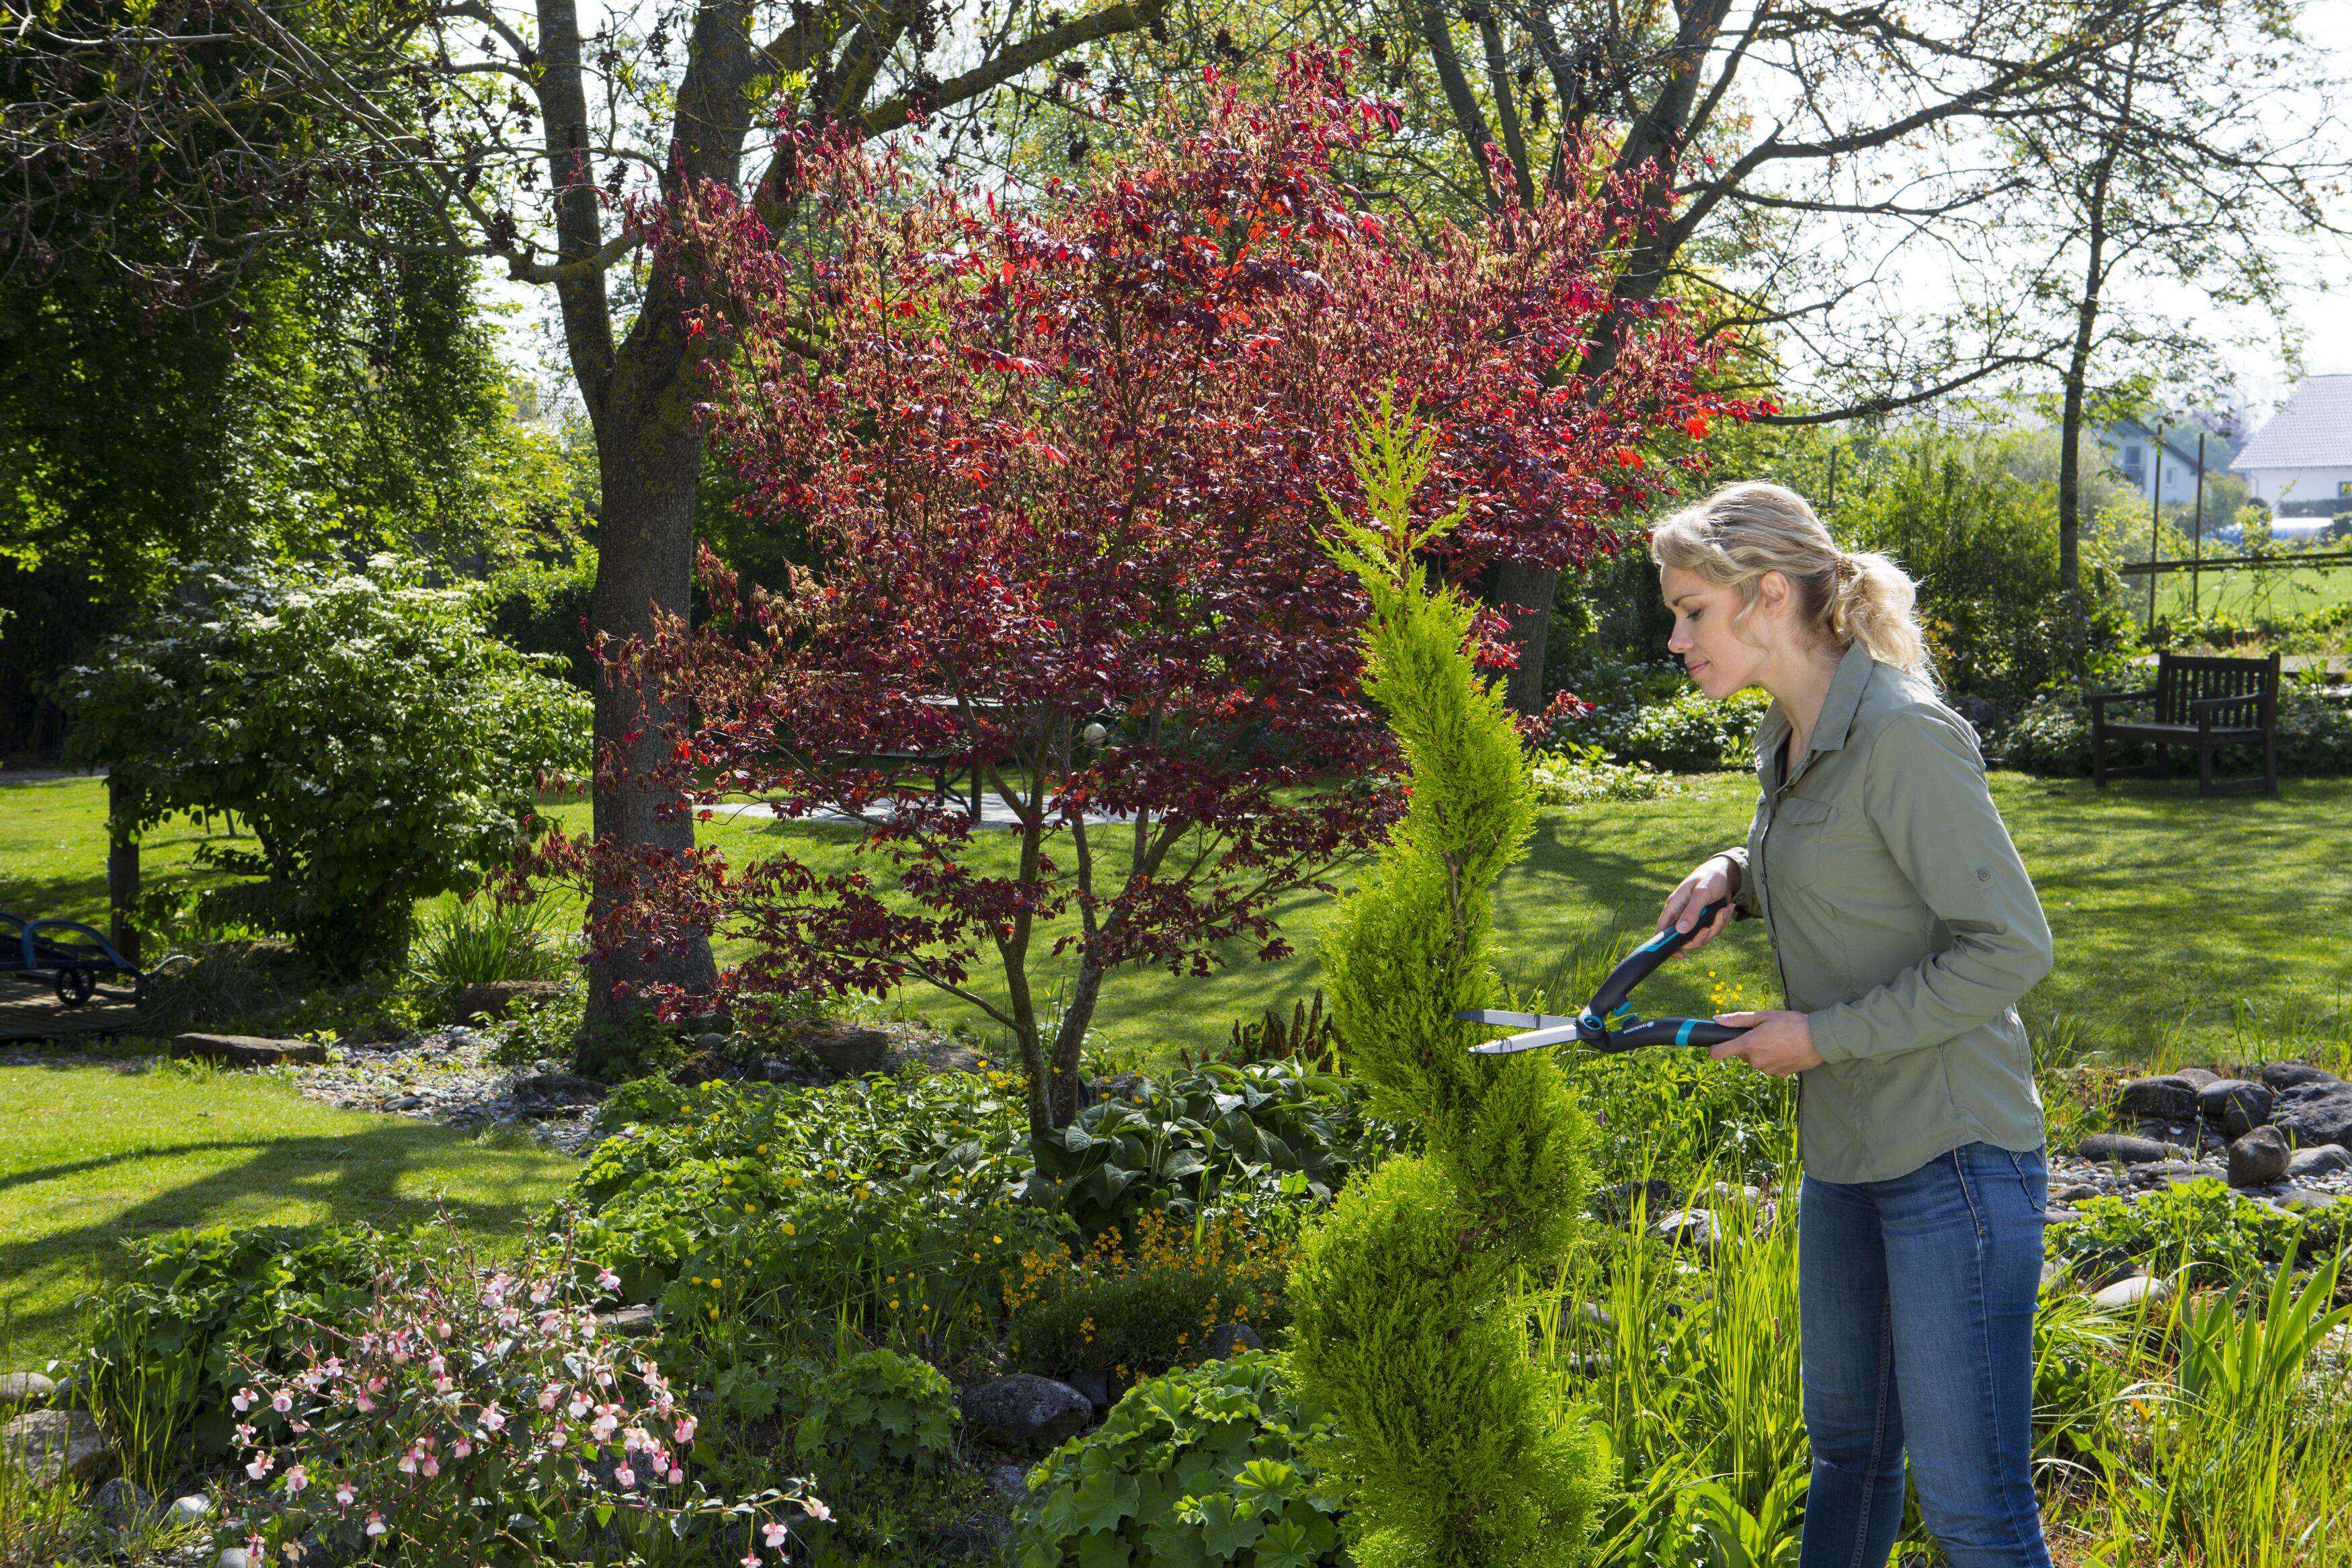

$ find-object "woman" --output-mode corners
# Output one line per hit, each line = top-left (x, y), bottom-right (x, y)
(1651, 483), (2056, 1568)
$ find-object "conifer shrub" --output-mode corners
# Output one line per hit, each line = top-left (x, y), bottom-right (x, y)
(1285, 404), (1605, 1567)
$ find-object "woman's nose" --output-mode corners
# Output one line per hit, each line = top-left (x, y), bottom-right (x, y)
(1666, 620), (1690, 653)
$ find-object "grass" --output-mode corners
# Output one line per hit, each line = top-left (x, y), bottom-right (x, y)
(13, 770), (2352, 1069)
(2149, 560), (2352, 626)
(0, 1060), (575, 1365)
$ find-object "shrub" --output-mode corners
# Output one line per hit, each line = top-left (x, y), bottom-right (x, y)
(58, 556), (588, 968)
(222, 1221), (819, 1566)
(1014, 1351), (1345, 1568)
(1021, 1063), (1395, 1239)
(1541, 675), (1767, 772)
(1286, 413), (1604, 1567)
(1527, 744), (1680, 807)
(413, 899), (573, 995)
(83, 1223), (392, 1464)
(1004, 1208), (1299, 1383)
(2045, 1179), (2345, 1285)
(791, 1347), (960, 1493)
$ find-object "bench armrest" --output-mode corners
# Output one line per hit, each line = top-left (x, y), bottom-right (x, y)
(2086, 687), (2156, 712)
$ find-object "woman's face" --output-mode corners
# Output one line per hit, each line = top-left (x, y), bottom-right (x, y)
(1662, 565), (1777, 700)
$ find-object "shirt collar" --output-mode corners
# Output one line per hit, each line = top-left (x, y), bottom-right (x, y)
(1754, 640), (1875, 791)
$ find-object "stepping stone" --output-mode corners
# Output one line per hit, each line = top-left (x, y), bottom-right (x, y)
(959, 1374), (1091, 1450)
(2286, 1143), (2352, 1180)
(2228, 1126), (2292, 1188)
(2074, 1133), (2189, 1165)
(2116, 1075), (2201, 1122)
(169, 1033), (325, 1068)
(2090, 1274), (2171, 1312)
(0, 1372), (54, 1408)
(2, 1407), (116, 1487)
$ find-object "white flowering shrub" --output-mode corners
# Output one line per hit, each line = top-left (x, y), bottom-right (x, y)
(224, 1222), (823, 1567)
(1527, 744), (1680, 807)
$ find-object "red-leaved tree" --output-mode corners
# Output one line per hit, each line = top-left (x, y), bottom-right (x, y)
(577, 54), (1750, 1130)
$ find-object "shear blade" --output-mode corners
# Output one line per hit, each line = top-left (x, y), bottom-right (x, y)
(1469, 1020), (1584, 1055)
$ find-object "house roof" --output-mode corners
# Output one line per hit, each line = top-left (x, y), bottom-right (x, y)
(2232, 375), (2352, 472)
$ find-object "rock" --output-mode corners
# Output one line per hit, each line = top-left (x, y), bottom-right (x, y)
(1705, 1182), (1765, 1210)
(2172, 1067), (2222, 1089)
(170, 1032), (326, 1068)
(2074, 1132), (2189, 1165)
(695, 1032), (730, 1053)
(958, 1374), (1092, 1450)
(44, 1375), (91, 1411)
(1579, 1301), (1616, 1330)
(2152, 1160), (2230, 1185)
(2259, 1061), (2341, 1093)
(1560, 1353), (1613, 1377)
(2273, 1083), (2352, 1149)
(784, 1020), (893, 1079)
(595, 1305), (657, 1337)
(2287, 1143), (2352, 1180)
(510, 1071), (607, 1106)
(2199, 1079), (2274, 1137)
(93, 1477), (156, 1531)
(1, 1407), (116, 1487)
(987, 1463), (1030, 1499)
(2090, 1274), (2171, 1311)
(1654, 1208), (1716, 1251)
(1596, 1179), (1675, 1223)
(1949, 694), (2002, 734)
(1203, 1322), (1262, 1361)
(1082, 1071), (1149, 1108)
(2054, 1183), (2101, 1204)
(0, 1372), (55, 1408)
(932, 1516), (1013, 1559)
(220, 1551), (251, 1568)
(2115, 1075), (2201, 1122)
(449, 980), (565, 1022)
(1064, 1368), (1110, 1415)
(382, 1094), (424, 1112)
(2228, 1126), (2293, 1188)
(170, 1493), (212, 1527)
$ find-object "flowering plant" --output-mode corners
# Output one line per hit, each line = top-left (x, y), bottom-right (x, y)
(224, 1218), (823, 1565)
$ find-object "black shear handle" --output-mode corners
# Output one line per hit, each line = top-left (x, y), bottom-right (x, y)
(1588, 899), (1735, 1021)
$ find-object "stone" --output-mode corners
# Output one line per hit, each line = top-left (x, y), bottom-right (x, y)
(449, 980), (565, 1022)
(2273, 1083), (2352, 1150)
(0, 1372), (55, 1408)
(1596, 1179), (1675, 1223)
(220, 1551), (252, 1568)
(595, 1305), (657, 1337)
(2152, 1160), (2229, 1185)
(2199, 1079), (2274, 1138)
(1083, 1071), (1149, 1108)
(1949, 694), (2002, 733)
(784, 1020), (893, 1079)
(382, 1094), (424, 1112)
(2172, 1067), (2222, 1089)
(1064, 1368), (1110, 1415)
(1, 1407), (116, 1487)
(932, 1516), (1014, 1559)
(510, 1071), (607, 1106)
(2228, 1126), (2293, 1188)
(170, 1032), (325, 1068)
(170, 1493), (213, 1527)
(1579, 1301), (1616, 1330)
(958, 1374), (1093, 1450)
(1203, 1322), (1262, 1361)
(1654, 1208), (1716, 1251)
(2074, 1132), (2189, 1165)
(2115, 1075), (2201, 1122)
(2286, 1143), (2352, 1180)
(2258, 1061), (2341, 1093)
(93, 1477), (156, 1531)
(44, 1375), (91, 1411)
(2090, 1274), (2172, 1312)
(987, 1463), (1030, 1499)
(696, 1032), (731, 1053)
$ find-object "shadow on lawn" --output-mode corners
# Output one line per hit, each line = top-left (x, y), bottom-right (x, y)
(0, 1118), (563, 1354)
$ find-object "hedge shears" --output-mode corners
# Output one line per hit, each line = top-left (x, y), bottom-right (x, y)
(1456, 899), (1753, 1055)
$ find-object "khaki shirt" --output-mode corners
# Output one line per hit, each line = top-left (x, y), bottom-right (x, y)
(1720, 641), (2052, 1184)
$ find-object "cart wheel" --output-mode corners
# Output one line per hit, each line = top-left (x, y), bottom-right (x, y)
(54, 966), (95, 1007)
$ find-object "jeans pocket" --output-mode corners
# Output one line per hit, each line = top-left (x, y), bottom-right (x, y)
(2009, 1147), (2048, 1218)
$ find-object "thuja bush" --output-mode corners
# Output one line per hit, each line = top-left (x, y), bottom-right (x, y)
(222, 1221), (822, 1565)
(1285, 409), (1604, 1567)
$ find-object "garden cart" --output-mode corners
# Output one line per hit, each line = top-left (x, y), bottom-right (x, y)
(1458, 899), (1752, 1055)
(0, 911), (155, 1006)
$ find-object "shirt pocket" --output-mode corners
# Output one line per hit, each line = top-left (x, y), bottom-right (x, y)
(1765, 794), (1838, 886)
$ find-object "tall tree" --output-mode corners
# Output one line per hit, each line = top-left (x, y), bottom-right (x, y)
(3, 0), (1168, 1021)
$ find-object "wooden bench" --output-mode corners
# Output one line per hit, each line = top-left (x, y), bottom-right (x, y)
(2089, 651), (2280, 796)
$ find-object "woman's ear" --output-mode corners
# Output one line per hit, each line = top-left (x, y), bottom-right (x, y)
(1753, 569), (1791, 619)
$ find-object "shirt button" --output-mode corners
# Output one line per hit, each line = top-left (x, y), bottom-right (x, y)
(1977, 868), (1990, 881)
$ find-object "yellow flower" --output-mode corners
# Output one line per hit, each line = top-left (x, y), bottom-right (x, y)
(722, 1176), (735, 1188)
(707, 1305), (719, 1318)
(889, 1298), (901, 1309)
(782, 1222), (797, 1236)
(743, 1204), (756, 1214)
(756, 1144), (768, 1155)
(710, 1276), (722, 1286)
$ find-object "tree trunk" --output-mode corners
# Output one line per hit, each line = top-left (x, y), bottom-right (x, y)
(1489, 557), (1559, 714)
(1044, 954), (1109, 1130)
(107, 773), (140, 966)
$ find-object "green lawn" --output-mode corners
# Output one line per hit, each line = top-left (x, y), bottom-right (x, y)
(0, 1065), (576, 1365)
(2149, 559), (2352, 624)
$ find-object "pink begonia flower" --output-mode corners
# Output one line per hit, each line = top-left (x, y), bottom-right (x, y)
(480, 1404), (508, 1433)
(245, 1454), (274, 1481)
(232, 1388), (254, 1413)
(568, 1393), (591, 1419)
(804, 1499), (832, 1522)
(667, 1467), (684, 1485)
(397, 1452), (419, 1475)
(454, 1438), (473, 1458)
(596, 1268), (622, 1292)
(674, 1415), (697, 1445)
(764, 1522), (788, 1548)
(365, 1512), (387, 1538)
(437, 1321), (452, 1339)
(421, 1455), (440, 1478)
(615, 1466), (635, 1487)
(284, 1465), (308, 1495)
(741, 1555), (762, 1568)
(271, 1391), (294, 1413)
(354, 1391), (375, 1413)
(538, 1383), (562, 1411)
(335, 1481), (355, 1506)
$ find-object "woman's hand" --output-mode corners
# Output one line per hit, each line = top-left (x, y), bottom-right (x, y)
(1709, 1010), (1822, 1076)
(1658, 854), (1740, 951)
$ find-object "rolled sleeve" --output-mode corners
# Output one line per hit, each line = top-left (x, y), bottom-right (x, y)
(1804, 708), (2053, 1065)
(1719, 845), (1760, 919)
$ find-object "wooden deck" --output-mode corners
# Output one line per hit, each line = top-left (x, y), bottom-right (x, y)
(0, 986), (141, 1044)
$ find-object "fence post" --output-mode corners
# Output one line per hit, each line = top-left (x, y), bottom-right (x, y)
(106, 773), (141, 967)
(2148, 424), (2163, 631)
(2193, 433), (2207, 621)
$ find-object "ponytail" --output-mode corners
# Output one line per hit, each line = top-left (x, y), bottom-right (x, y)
(1650, 482), (1934, 685)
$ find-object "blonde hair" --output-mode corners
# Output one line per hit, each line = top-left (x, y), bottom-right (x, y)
(1650, 481), (1933, 684)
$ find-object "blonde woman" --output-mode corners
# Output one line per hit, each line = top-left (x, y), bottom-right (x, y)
(1650, 483), (2056, 1567)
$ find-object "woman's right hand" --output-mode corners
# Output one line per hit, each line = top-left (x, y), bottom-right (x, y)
(1658, 854), (1740, 950)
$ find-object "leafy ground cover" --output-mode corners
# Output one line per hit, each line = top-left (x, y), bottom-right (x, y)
(12, 772), (2352, 1068)
(0, 1061), (575, 1364)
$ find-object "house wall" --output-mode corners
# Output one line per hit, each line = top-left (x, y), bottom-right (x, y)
(2238, 466), (2352, 513)
(2096, 426), (2214, 506)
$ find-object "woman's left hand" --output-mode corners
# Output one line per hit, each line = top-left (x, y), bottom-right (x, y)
(1709, 1010), (1823, 1077)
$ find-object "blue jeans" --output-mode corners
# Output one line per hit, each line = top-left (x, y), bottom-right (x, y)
(1797, 1141), (2052, 1568)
